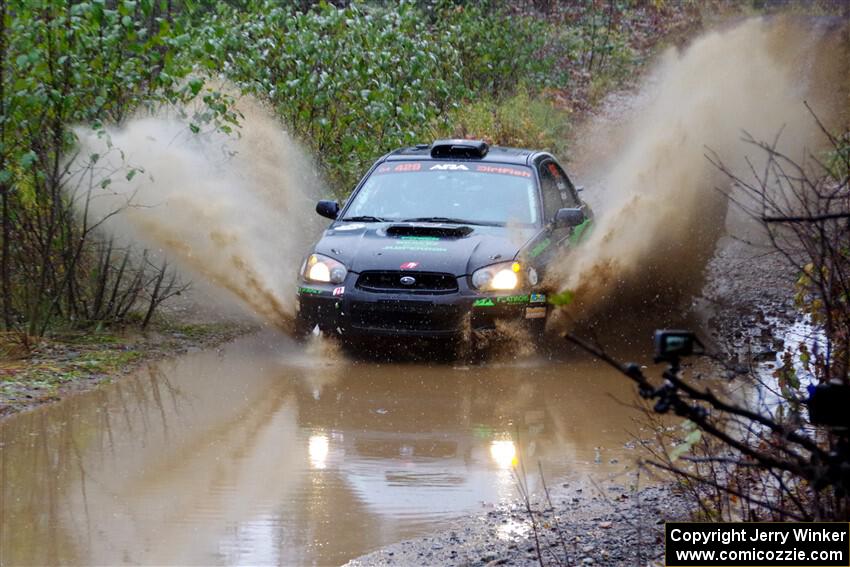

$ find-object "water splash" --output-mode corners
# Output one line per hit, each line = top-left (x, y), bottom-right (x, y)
(550, 16), (848, 325)
(70, 97), (324, 330)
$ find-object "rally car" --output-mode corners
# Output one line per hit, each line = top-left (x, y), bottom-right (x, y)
(295, 139), (592, 345)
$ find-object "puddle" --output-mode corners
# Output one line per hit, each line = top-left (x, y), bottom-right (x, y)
(0, 331), (649, 565)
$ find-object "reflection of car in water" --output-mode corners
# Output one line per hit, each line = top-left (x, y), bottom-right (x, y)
(295, 139), (592, 346)
(294, 364), (558, 516)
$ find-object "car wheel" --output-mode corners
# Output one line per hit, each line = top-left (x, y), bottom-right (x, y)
(293, 313), (315, 340)
(527, 317), (546, 340)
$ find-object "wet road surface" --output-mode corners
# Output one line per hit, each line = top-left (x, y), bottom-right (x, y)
(0, 331), (649, 566)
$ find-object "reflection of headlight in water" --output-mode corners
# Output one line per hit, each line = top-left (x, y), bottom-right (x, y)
(309, 434), (330, 469)
(489, 440), (517, 469)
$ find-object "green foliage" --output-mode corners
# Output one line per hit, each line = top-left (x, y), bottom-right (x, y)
(548, 290), (575, 307)
(0, 0), (231, 335)
(433, 89), (571, 160)
(826, 132), (850, 179)
(7, 0), (199, 166)
(432, 3), (557, 98)
(2, 0), (652, 334)
(670, 420), (702, 462)
(193, 1), (562, 195)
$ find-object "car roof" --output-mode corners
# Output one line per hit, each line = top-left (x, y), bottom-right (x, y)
(384, 144), (543, 166)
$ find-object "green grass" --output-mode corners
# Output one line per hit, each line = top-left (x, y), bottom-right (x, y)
(434, 89), (572, 160)
(0, 321), (253, 415)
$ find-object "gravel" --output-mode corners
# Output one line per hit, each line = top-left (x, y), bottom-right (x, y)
(697, 231), (799, 360)
(347, 481), (689, 567)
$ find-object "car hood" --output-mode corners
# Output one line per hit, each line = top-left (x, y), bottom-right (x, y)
(313, 222), (537, 275)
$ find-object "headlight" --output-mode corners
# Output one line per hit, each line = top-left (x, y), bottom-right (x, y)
(302, 253), (347, 284)
(471, 261), (521, 291)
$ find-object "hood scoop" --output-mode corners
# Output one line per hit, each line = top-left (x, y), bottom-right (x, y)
(386, 224), (473, 238)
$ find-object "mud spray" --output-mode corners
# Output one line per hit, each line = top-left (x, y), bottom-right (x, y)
(69, 96), (324, 330)
(550, 15), (849, 332)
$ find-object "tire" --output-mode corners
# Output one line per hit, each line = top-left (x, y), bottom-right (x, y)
(293, 313), (314, 340)
(527, 317), (547, 340)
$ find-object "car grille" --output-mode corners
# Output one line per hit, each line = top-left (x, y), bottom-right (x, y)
(350, 300), (462, 332)
(356, 271), (459, 294)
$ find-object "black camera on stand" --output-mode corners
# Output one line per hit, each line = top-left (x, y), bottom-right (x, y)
(651, 330), (850, 430)
(643, 330), (705, 415)
(654, 330), (705, 367)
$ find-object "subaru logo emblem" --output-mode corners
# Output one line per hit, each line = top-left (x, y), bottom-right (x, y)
(400, 276), (416, 286)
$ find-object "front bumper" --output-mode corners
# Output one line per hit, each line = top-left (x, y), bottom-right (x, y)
(296, 275), (548, 338)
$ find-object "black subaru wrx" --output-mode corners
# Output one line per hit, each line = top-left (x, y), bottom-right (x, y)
(295, 139), (592, 344)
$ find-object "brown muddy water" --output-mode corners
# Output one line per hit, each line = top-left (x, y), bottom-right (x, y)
(0, 331), (649, 566)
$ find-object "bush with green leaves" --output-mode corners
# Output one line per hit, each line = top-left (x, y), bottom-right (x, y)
(1, 0), (653, 335)
(432, 89), (571, 161)
(2, 0), (567, 335)
(0, 0), (230, 336)
(431, 3), (557, 98)
(194, 0), (562, 195)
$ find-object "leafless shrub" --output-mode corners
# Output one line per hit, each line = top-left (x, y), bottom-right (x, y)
(710, 105), (850, 382)
(4, 140), (188, 341)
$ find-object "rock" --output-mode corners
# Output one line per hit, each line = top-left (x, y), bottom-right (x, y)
(753, 349), (777, 362)
(598, 522), (613, 529)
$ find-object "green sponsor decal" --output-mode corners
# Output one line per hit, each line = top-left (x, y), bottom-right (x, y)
(383, 244), (448, 252)
(474, 295), (529, 307)
(529, 238), (551, 258)
(570, 218), (593, 245)
(298, 286), (322, 295)
(384, 239), (447, 252)
(495, 294), (529, 304)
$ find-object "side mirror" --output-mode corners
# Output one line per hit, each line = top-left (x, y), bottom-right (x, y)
(316, 200), (340, 220)
(553, 207), (585, 228)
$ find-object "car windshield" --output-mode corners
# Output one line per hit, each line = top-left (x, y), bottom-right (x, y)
(341, 161), (539, 226)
